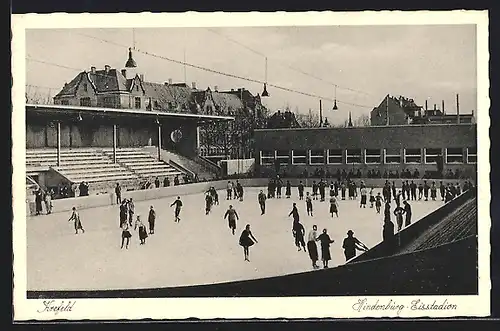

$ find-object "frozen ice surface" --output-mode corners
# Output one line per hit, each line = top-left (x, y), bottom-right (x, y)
(27, 187), (443, 291)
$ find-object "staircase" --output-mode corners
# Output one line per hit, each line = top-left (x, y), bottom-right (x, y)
(102, 148), (183, 181)
(160, 150), (218, 181)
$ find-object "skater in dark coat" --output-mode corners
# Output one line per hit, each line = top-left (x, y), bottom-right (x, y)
(236, 181), (244, 201)
(285, 180), (292, 198)
(369, 188), (375, 208)
(119, 199), (128, 227)
(307, 225), (320, 269)
(224, 205), (239, 235)
(292, 221), (307, 252)
(115, 183), (122, 205)
(68, 207), (84, 234)
(410, 181), (417, 200)
(439, 181), (445, 201)
(340, 182), (346, 200)
(148, 205), (156, 234)
(375, 192), (383, 213)
(258, 190), (267, 215)
(430, 182), (437, 201)
(342, 230), (368, 261)
(170, 196), (183, 222)
(276, 178), (283, 198)
(384, 201), (392, 222)
(121, 221), (132, 249)
(205, 193), (213, 215)
(418, 183), (424, 200)
(239, 224), (258, 261)
(35, 189), (43, 215)
(288, 203), (300, 223)
(403, 200), (412, 227)
(317, 229), (335, 269)
(360, 187), (368, 208)
(306, 193), (313, 216)
(297, 181), (305, 200)
(312, 181), (318, 200)
(423, 181), (430, 201)
(318, 180), (326, 202)
(135, 215), (148, 245)
(128, 198), (135, 226)
(329, 196), (339, 217)
(394, 204), (405, 231)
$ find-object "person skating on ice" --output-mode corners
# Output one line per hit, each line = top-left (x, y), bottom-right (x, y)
(329, 195), (339, 217)
(317, 228), (334, 269)
(135, 215), (148, 245)
(297, 181), (305, 200)
(119, 199), (128, 228)
(205, 192), (213, 215)
(128, 198), (135, 226)
(239, 224), (258, 262)
(369, 188), (375, 208)
(360, 186), (368, 208)
(403, 200), (412, 227)
(276, 177), (283, 198)
(258, 190), (267, 215)
(285, 180), (291, 198)
(224, 204), (239, 235)
(306, 192), (313, 216)
(312, 181), (318, 200)
(342, 230), (368, 261)
(227, 181), (233, 200)
(236, 181), (244, 201)
(170, 196), (183, 222)
(393, 204), (404, 231)
(121, 221), (132, 249)
(375, 192), (383, 213)
(289, 202), (300, 223)
(307, 225), (320, 269)
(148, 205), (156, 234)
(430, 182), (437, 201)
(68, 207), (84, 234)
(292, 220), (307, 252)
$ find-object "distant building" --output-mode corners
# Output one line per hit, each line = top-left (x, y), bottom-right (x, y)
(370, 94), (474, 126)
(266, 110), (301, 129)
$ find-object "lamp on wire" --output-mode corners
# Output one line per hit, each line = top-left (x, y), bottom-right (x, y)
(155, 117), (160, 125)
(261, 57), (269, 97)
(332, 84), (338, 110)
(77, 112), (83, 121)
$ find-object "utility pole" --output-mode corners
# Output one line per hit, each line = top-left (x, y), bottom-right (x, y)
(386, 94), (390, 126)
(319, 99), (323, 127)
(456, 93), (460, 124)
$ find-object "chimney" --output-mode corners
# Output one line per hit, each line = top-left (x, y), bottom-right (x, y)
(456, 93), (460, 124)
(191, 82), (196, 89)
(91, 66), (96, 74)
(167, 78), (172, 85)
(214, 85), (218, 92)
(104, 65), (110, 73)
(231, 88), (234, 92)
(433, 104), (436, 111)
(121, 69), (127, 77)
(140, 74), (144, 81)
(442, 100), (445, 114)
(425, 99), (428, 110)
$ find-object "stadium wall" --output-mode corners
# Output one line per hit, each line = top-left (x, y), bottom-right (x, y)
(28, 178), (473, 216)
(253, 124), (477, 177)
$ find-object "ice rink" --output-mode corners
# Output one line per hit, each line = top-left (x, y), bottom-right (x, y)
(27, 186), (443, 291)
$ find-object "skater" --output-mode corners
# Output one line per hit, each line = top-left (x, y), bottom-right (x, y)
(340, 181), (346, 200)
(317, 228), (335, 269)
(418, 182), (424, 200)
(342, 230), (369, 261)
(137, 216), (148, 245)
(205, 192), (213, 215)
(44, 189), (53, 215)
(292, 221), (307, 252)
(227, 181), (233, 200)
(148, 205), (156, 234)
(410, 180), (417, 201)
(239, 224), (258, 262)
(128, 198), (135, 226)
(236, 181), (244, 201)
(430, 182), (437, 201)
(115, 183), (122, 205)
(213, 188), (219, 205)
(68, 207), (84, 234)
(258, 190), (267, 215)
(329, 195), (339, 217)
(403, 200), (412, 227)
(35, 188), (43, 215)
(369, 188), (375, 208)
(224, 205), (239, 235)
(233, 181), (239, 200)
(170, 196), (183, 222)
(360, 186), (367, 208)
(395, 190), (402, 207)
(298, 181), (305, 200)
(267, 179), (274, 199)
(312, 181), (318, 200)
(276, 177), (283, 198)
(318, 179), (326, 202)
(306, 192), (313, 216)
(439, 181), (445, 201)
(285, 180), (292, 198)
(329, 181), (335, 197)
(375, 192), (383, 213)
(307, 225), (320, 269)
(394, 204), (405, 231)
(391, 181), (397, 201)
(423, 180), (430, 201)
(119, 199), (128, 228)
(121, 221), (132, 249)
(288, 203), (300, 223)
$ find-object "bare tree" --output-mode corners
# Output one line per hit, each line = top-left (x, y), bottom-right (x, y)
(25, 85), (55, 105)
(295, 108), (321, 128)
(353, 113), (371, 127)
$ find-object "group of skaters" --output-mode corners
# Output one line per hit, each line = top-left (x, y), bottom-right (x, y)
(34, 187), (53, 215)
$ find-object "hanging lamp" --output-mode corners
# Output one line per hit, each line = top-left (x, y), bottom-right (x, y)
(332, 84), (338, 110)
(261, 57), (269, 97)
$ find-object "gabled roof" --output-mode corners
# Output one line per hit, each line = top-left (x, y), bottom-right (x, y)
(191, 88), (243, 115)
(142, 82), (193, 111)
(54, 69), (129, 98)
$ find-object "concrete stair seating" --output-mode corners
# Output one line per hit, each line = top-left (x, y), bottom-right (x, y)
(66, 173), (137, 183)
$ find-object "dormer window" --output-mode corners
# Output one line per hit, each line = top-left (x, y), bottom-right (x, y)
(83, 83), (88, 92)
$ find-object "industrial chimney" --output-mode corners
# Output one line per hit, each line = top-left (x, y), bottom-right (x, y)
(456, 94), (460, 124)
(442, 100), (445, 114)
(214, 85), (218, 92)
(192, 82), (196, 89)
(91, 66), (96, 74)
(425, 99), (428, 111)
(168, 78), (173, 85)
(104, 65), (110, 73)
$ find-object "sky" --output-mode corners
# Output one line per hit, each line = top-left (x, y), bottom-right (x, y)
(25, 25), (477, 124)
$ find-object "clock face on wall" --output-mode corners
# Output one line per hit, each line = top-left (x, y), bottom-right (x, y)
(170, 129), (183, 143)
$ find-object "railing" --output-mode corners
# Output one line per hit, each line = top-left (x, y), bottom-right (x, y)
(348, 188), (477, 264)
(167, 160), (196, 179)
(195, 155), (222, 176)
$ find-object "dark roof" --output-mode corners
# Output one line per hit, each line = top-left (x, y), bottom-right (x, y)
(142, 82), (193, 111)
(54, 69), (129, 97)
(192, 89), (243, 115)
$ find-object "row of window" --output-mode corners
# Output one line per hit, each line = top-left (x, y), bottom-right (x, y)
(260, 148), (477, 166)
